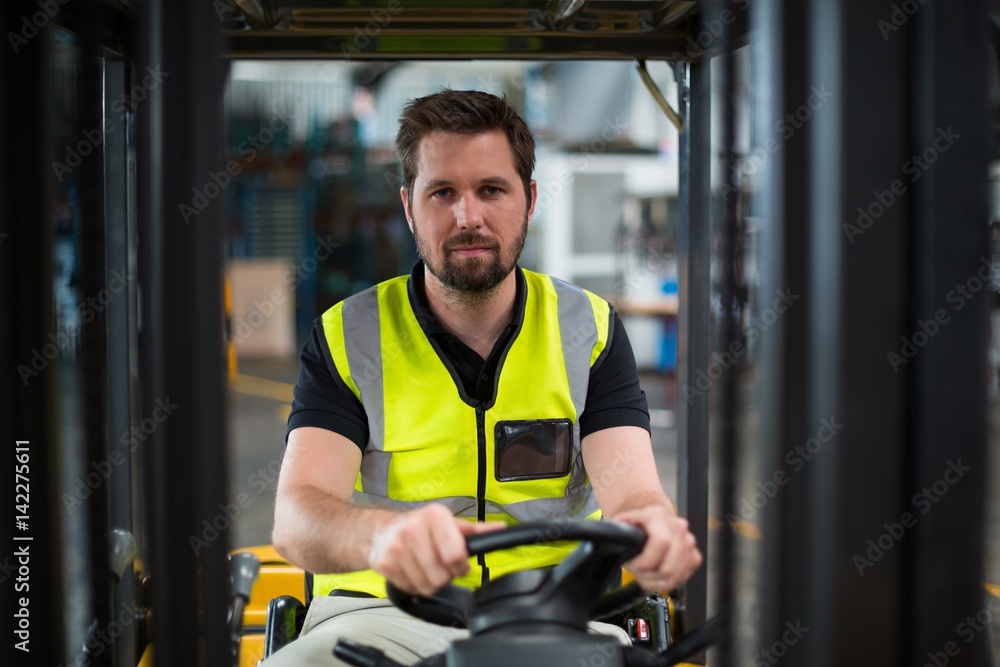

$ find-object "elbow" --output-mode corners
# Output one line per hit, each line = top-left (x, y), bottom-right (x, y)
(271, 522), (294, 562)
(271, 522), (292, 562)
(271, 496), (300, 565)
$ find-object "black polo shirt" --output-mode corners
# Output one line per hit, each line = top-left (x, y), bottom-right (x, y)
(287, 262), (650, 450)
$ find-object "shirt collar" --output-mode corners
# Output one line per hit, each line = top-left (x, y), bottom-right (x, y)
(406, 260), (527, 337)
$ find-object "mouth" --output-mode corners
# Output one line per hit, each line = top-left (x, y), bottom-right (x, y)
(449, 245), (494, 257)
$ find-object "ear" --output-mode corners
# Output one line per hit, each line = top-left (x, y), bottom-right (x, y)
(525, 179), (538, 229)
(400, 187), (414, 234)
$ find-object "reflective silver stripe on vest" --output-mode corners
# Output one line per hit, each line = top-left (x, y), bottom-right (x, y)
(551, 276), (597, 421)
(341, 286), (389, 497)
(551, 277), (599, 506)
(348, 493), (599, 523)
(350, 492), (478, 517)
(487, 494), (600, 522)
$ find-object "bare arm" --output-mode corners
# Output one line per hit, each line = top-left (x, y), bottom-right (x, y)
(273, 426), (499, 595)
(582, 425), (702, 592)
(272, 426), (395, 573)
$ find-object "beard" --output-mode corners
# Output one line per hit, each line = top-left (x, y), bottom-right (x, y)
(413, 214), (529, 294)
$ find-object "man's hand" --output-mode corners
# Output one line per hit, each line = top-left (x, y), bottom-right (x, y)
(368, 503), (504, 596)
(613, 504), (702, 593)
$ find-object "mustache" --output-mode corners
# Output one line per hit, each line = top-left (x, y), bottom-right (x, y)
(445, 233), (499, 251)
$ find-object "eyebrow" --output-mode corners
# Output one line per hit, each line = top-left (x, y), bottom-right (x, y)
(420, 176), (516, 192)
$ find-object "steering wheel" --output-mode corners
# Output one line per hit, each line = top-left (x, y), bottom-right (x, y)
(337, 519), (723, 667)
(385, 519), (648, 636)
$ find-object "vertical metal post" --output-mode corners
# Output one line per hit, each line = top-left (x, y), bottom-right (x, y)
(137, 1), (229, 664)
(674, 54), (711, 637)
(753, 0), (990, 664)
(751, 0), (816, 652)
(907, 1), (990, 662)
(715, 1), (738, 664)
(104, 57), (137, 667)
(0, 2), (66, 667)
(77, 7), (112, 664)
(752, 0), (814, 663)
(761, 0), (913, 662)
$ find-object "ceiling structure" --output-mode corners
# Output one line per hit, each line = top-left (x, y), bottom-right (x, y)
(222, 1), (704, 60)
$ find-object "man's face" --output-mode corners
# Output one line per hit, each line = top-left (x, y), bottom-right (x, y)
(401, 130), (536, 293)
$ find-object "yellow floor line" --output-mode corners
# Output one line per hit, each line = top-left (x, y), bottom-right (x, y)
(231, 373), (295, 403)
(728, 518), (763, 540)
(708, 516), (763, 540)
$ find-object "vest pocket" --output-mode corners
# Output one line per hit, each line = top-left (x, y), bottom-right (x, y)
(494, 419), (572, 481)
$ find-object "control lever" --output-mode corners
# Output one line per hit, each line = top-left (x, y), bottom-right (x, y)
(228, 551), (261, 667)
(108, 528), (136, 583)
(82, 529), (137, 658)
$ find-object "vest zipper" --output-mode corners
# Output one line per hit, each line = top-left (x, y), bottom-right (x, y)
(475, 402), (489, 586)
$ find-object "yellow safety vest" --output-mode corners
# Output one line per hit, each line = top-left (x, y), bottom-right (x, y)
(313, 268), (612, 597)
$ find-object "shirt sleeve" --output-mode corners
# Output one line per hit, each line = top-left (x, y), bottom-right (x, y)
(285, 321), (370, 450)
(578, 309), (651, 439)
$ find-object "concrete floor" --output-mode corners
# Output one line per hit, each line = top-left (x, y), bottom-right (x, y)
(226, 356), (1000, 655)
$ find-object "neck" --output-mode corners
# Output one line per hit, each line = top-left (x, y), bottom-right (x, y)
(423, 269), (517, 358)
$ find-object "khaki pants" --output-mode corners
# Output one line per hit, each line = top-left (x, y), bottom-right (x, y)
(260, 595), (631, 667)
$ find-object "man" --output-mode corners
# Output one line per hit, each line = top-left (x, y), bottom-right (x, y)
(265, 90), (701, 666)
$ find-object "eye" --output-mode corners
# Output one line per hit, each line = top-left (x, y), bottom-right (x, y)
(482, 185), (502, 196)
(431, 188), (452, 199)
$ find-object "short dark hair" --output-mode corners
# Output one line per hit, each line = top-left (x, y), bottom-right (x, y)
(395, 90), (535, 208)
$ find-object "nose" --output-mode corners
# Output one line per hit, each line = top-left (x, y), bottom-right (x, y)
(454, 193), (484, 229)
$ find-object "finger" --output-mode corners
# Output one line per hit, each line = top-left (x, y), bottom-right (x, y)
(430, 518), (473, 580)
(627, 518), (675, 574)
(661, 529), (701, 582)
(397, 516), (451, 596)
(459, 520), (507, 535)
(370, 525), (422, 594)
(635, 574), (672, 594)
(647, 527), (699, 592)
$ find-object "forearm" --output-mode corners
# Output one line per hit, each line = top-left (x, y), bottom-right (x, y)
(605, 487), (676, 519)
(272, 483), (401, 574)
